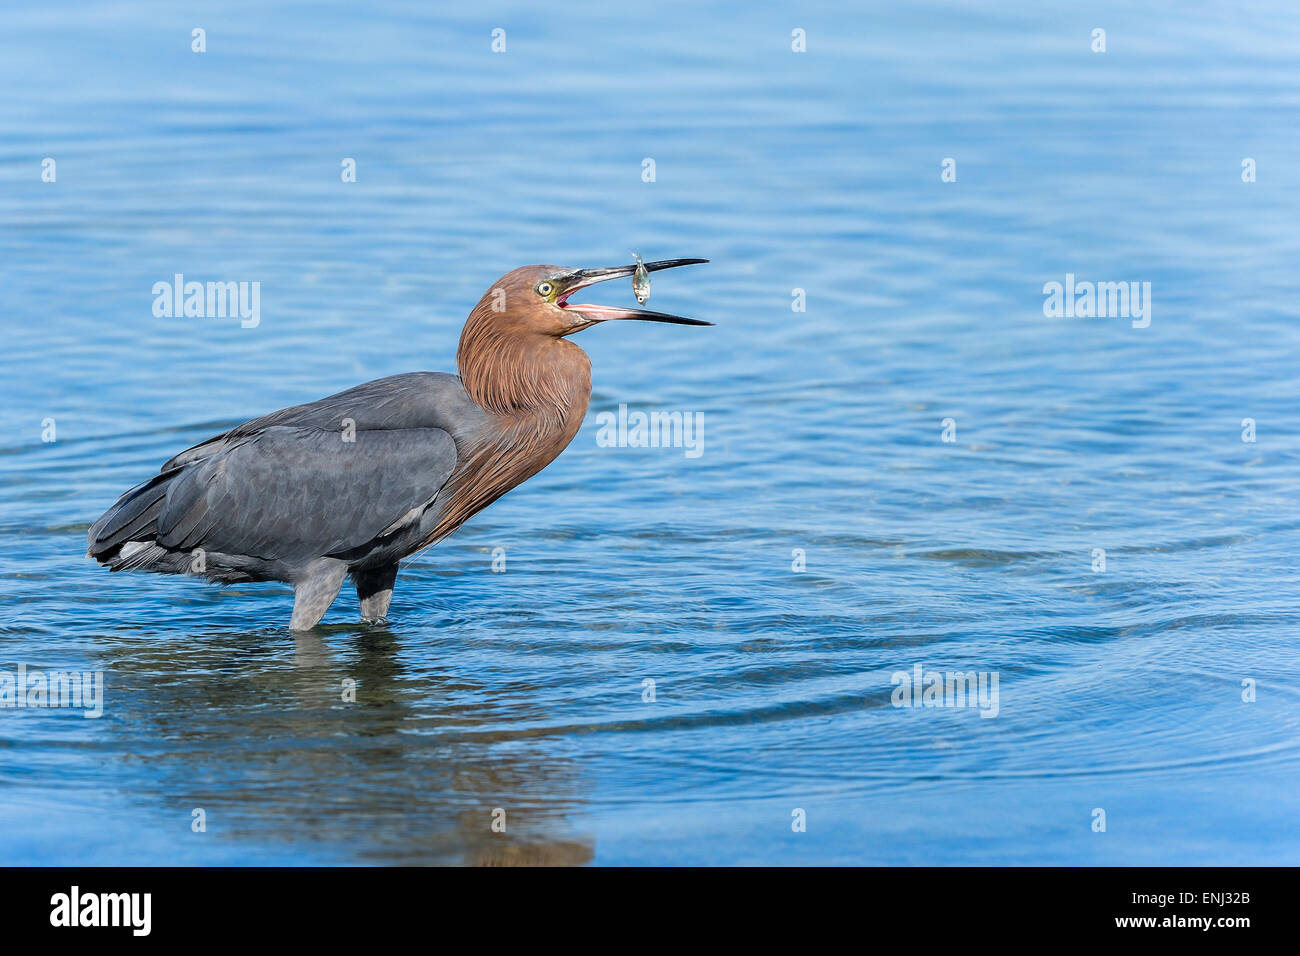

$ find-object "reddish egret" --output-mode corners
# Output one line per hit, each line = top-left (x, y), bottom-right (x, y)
(88, 258), (709, 628)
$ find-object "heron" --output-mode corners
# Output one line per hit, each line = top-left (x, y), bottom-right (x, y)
(87, 258), (710, 629)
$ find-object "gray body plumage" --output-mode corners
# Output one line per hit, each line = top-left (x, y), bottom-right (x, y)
(87, 372), (492, 628)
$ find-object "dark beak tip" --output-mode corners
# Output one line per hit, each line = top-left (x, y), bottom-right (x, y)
(660, 315), (714, 327)
(643, 257), (709, 273)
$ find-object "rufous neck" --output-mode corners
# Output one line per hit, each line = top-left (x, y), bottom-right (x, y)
(457, 311), (592, 425)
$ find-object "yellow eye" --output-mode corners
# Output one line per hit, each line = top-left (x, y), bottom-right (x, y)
(536, 281), (554, 297)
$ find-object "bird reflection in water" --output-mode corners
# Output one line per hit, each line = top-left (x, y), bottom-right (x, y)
(94, 623), (594, 865)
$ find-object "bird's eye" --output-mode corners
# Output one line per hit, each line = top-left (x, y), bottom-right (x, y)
(536, 281), (554, 297)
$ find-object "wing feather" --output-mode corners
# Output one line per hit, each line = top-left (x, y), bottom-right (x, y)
(154, 425), (457, 562)
(89, 372), (485, 567)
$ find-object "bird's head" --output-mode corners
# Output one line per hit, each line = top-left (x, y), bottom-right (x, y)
(458, 258), (709, 416)
(468, 259), (711, 338)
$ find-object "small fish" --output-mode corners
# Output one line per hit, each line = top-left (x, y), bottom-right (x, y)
(631, 253), (651, 305)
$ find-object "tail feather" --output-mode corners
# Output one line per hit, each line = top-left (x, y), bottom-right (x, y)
(87, 471), (172, 559)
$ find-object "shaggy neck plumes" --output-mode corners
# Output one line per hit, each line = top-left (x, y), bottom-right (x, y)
(426, 301), (592, 545)
(456, 302), (591, 423)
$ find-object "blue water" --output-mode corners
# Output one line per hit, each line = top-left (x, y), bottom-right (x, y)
(2, 0), (1298, 864)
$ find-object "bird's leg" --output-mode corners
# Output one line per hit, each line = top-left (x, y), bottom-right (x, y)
(354, 563), (399, 623)
(289, 558), (348, 630)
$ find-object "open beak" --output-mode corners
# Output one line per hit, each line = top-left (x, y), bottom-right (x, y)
(555, 258), (712, 330)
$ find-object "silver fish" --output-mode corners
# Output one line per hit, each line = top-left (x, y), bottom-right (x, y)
(631, 253), (651, 305)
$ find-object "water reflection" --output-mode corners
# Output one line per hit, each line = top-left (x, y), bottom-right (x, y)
(94, 625), (593, 865)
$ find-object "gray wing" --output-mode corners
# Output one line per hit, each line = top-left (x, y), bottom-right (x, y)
(89, 372), (485, 566)
(162, 371), (483, 470)
(154, 425), (457, 562)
